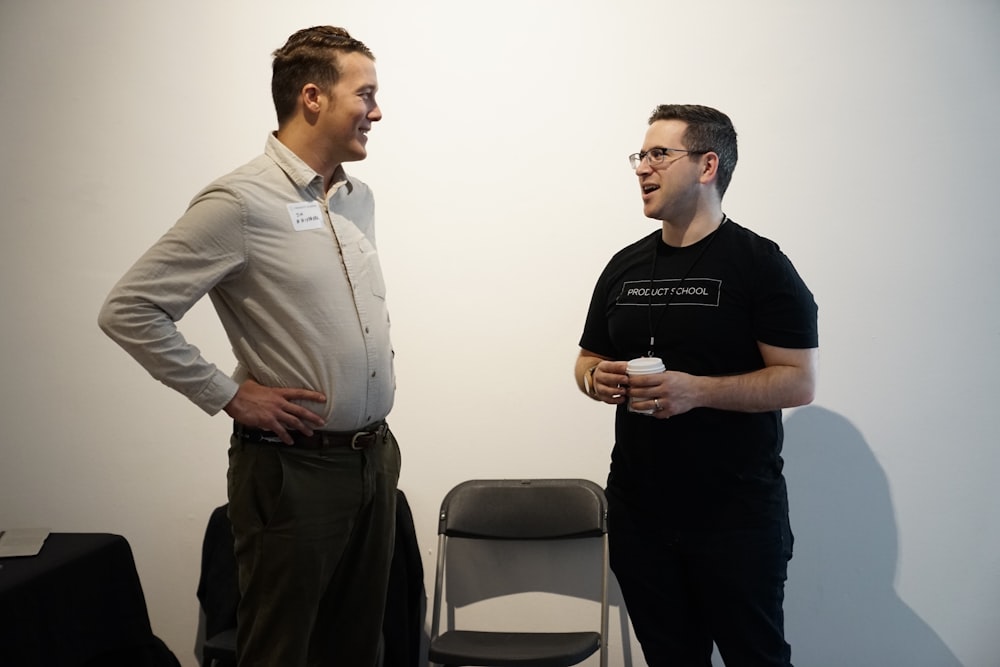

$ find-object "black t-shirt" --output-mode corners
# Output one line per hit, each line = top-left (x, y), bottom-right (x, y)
(580, 219), (818, 530)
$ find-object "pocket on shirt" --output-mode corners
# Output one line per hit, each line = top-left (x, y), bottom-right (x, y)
(356, 239), (387, 299)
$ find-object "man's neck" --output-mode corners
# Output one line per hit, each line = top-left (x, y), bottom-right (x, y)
(660, 207), (725, 247)
(275, 126), (341, 191)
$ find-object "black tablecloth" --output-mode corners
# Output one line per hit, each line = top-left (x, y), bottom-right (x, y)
(0, 532), (178, 666)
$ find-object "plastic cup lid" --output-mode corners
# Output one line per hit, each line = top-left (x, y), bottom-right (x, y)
(627, 357), (665, 373)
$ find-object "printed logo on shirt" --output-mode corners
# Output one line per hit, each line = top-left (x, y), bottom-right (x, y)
(616, 278), (722, 306)
(287, 201), (325, 231)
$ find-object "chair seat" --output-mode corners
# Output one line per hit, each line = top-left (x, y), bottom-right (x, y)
(429, 629), (601, 666)
(202, 628), (236, 666)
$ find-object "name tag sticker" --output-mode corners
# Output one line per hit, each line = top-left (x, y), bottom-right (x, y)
(287, 201), (324, 231)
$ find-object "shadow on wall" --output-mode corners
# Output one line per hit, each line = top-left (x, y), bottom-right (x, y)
(781, 406), (962, 667)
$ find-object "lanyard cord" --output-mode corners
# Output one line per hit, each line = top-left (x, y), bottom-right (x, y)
(645, 215), (727, 357)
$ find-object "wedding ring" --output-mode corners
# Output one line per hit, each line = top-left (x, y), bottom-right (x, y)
(654, 398), (661, 411)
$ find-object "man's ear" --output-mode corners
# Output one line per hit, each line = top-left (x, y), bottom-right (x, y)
(699, 152), (720, 186)
(301, 83), (323, 114)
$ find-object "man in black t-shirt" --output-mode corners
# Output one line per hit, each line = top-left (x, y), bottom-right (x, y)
(576, 105), (818, 667)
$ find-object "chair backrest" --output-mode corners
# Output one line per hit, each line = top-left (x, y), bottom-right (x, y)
(438, 478), (607, 540)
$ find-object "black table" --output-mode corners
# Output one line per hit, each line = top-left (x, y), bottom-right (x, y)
(0, 533), (173, 666)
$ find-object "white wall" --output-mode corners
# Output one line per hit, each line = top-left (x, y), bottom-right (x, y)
(1, 1), (997, 665)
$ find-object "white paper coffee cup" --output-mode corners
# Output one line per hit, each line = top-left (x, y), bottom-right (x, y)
(626, 357), (665, 414)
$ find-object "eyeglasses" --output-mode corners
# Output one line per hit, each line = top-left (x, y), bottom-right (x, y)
(628, 146), (707, 170)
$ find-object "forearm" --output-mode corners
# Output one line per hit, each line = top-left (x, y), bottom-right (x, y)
(691, 363), (816, 413)
(99, 292), (238, 414)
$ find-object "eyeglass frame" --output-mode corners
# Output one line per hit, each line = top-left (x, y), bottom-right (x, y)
(628, 146), (709, 170)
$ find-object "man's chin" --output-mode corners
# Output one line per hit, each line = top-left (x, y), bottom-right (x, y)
(342, 147), (368, 163)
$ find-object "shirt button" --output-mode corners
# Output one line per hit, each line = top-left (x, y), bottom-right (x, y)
(371, 371), (377, 377)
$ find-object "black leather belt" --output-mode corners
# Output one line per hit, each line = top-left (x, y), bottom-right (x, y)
(233, 421), (387, 450)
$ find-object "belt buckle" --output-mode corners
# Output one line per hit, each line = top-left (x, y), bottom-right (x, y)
(350, 423), (386, 450)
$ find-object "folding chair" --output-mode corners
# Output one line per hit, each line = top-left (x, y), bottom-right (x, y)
(196, 504), (238, 667)
(428, 479), (609, 667)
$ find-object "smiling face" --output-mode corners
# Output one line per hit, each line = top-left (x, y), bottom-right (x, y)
(317, 51), (382, 165)
(636, 119), (705, 223)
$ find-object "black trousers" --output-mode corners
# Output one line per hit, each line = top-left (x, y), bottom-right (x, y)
(227, 428), (401, 667)
(607, 486), (793, 667)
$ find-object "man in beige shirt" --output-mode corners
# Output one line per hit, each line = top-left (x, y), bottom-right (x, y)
(100, 26), (398, 667)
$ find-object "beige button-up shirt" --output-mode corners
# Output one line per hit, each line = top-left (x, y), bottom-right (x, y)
(99, 134), (395, 430)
